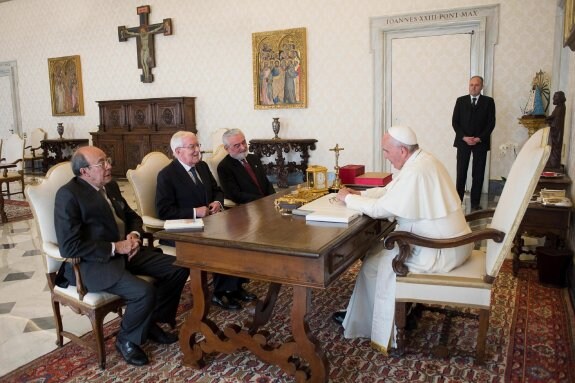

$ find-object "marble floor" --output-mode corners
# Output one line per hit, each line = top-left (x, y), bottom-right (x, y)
(0, 176), (138, 377)
(0, 173), (495, 377)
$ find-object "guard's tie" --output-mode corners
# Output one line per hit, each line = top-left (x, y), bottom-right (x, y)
(472, 97), (477, 107)
(242, 159), (263, 194)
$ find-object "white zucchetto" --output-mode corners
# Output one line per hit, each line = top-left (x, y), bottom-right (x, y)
(388, 126), (418, 146)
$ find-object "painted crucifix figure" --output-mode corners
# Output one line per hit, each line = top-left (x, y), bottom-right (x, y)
(118, 5), (172, 83)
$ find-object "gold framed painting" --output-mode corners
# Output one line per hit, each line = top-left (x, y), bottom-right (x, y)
(48, 55), (85, 116)
(252, 27), (307, 109)
(565, 0), (575, 51)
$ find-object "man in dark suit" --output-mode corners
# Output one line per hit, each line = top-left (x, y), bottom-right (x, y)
(54, 146), (189, 367)
(452, 75), (496, 210)
(217, 128), (275, 204)
(156, 131), (256, 310)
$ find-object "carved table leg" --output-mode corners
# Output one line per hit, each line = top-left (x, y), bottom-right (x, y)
(290, 285), (329, 382)
(0, 194), (7, 223)
(179, 268), (212, 368)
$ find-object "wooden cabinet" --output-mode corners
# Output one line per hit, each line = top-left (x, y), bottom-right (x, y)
(91, 97), (196, 177)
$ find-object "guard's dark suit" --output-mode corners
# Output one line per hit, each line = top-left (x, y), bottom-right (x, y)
(217, 153), (275, 204)
(452, 94), (496, 206)
(155, 159), (245, 293)
(54, 178), (189, 345)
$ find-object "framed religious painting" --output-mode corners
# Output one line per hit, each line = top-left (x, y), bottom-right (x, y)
(565, 0), (575, 51)
(48, 55), (85, 116)
(252, 27), (307, 109)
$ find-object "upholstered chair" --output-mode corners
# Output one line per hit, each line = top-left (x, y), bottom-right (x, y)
(0, 133), (25, 197)
(23, 128), (46, 172)
(202, 128), (237, 208)
(384, 127), (550, 363)
(25, 162), (124, 369)
(126, 151), (175, 255)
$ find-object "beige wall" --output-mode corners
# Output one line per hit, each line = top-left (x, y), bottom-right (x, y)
(0, 0), (571, 180)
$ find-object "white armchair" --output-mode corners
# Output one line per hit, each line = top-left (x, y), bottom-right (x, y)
(0, 133), (25, 198)
(126, 151), (175, 255)
(24, 128), (46, 172)
(384, 127), (550, 363)
(25, 162), (124, 369)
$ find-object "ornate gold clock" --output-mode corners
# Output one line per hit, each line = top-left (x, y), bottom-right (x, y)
(306, 165), (328, 192)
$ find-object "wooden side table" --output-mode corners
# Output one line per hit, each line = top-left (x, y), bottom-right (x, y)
(41, 139), (89, 173)
(512, 202), (571, 276)
(249, 138), (317, 188)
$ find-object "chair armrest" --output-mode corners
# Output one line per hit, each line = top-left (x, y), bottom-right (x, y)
(223, 198), (237, 208)
(465, 207), (495, 222)
(69, 258), (88, 300)
(384, 228), (505, 277)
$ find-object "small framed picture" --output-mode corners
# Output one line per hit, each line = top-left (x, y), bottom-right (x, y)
(252, 27), (307, 109)
(48, 55), (85, 116)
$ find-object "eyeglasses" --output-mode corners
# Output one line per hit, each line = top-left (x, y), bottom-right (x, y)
(177, 144), (201, 151)
(88, 157), (113, 169)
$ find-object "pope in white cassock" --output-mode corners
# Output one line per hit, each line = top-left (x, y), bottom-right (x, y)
(334, 126), (473, 355)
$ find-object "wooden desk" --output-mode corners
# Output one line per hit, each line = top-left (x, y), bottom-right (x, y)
(157, 190), (393, 382)
(0, 163), (17, 223)
(512, 202), (571, 276)
(41, 139), (89, 173)
(249, 138), (317, 188)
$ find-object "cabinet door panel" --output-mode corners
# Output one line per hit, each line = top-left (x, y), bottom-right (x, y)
(97, 136), (125, 177)
(124, 135), (150, 173)
(129, 103), (154, 132)
(101, 104), (127, 132)
(150, 134), (173, 158)
(155, 101), (182, 131)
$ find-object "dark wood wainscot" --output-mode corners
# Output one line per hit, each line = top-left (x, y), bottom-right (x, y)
(91, 97), (196, 177)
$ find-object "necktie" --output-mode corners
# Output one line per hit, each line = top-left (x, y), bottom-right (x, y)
(100, 188), (125, 239)
(242, 159), (263, 194)
(472, 97), (477, 106)
(189, 167), (202, 184)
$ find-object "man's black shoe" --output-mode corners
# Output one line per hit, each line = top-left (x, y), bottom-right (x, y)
(332, 310), (346, 326)
(211, 292), (242, 310)
(148, 323), (178, 344)
(231, 288), (257, 302)
(115, 339), (149, 366)
(471, 205), (483, 211)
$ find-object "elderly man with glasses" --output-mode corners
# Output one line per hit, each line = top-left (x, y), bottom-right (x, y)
(54, 146), (189, 367)
(156, 131), (256, 311)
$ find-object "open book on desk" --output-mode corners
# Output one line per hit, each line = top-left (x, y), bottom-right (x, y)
(298, 193), (362, 224)
(163, 218), (204, 232)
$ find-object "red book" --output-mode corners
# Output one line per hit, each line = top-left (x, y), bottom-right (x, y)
(354, 172), (392, 186)
(339, 165), (365, 184)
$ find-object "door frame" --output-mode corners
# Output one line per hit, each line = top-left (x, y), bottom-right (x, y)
(370, 5), (499, 171)
(0, 60), (22, 137)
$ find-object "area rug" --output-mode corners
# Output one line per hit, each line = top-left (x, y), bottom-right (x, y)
(1, 199), (33, 223)
(2, 260), (574, 382)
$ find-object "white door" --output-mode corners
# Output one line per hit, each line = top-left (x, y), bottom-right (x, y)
(0, 61), (22, 144)
(390, 32), (472, 187)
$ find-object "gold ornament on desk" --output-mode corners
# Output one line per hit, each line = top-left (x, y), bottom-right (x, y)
(306, 165), (328, 192)
(329, 144), (344, 192)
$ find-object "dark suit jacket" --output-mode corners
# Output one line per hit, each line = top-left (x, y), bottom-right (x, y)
(217, 153), (275, 204)
(156, 159), (224, 220)
(452, 94), (496, 151)
(54, 178), (143, 291)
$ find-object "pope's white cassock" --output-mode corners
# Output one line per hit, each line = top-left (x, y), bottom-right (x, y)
(342, 149), (473, 354)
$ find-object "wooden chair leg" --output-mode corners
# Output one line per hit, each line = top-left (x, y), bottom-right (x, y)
(475, 309), (489, 364)
(90, 311), (108, 370)
(51, 298), (64, 347)
(395, 301), (407, 355)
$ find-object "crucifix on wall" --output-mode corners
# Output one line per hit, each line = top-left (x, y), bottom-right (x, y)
(118, 5), (172, 83)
